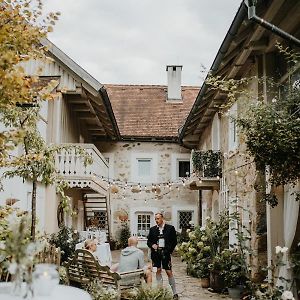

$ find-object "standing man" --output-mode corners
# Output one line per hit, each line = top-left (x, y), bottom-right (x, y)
(147, 212), (178, 299)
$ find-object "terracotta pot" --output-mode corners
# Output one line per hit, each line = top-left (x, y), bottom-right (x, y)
(200, 277), (210, 288)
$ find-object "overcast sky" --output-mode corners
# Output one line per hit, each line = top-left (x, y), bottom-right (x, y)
(44, 0), (241, 86)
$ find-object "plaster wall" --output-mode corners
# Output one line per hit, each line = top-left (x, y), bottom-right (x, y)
(97, 141), (199, 238)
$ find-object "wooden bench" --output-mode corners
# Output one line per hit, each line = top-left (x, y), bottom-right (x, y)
(64, 249), (144, 297)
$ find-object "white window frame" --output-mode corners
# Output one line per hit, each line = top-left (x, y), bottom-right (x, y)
(136, 213), (152, 237)
(219, 176), (229, 210)
(211, 112), (220, 151)
(228, 102), (238, 152)
(171, 153), (191, 181)
(229, 197), (238, 249)
(130, 206), (158, 235)
(172, 205), (197, 231)
(131, 153), (157, 184)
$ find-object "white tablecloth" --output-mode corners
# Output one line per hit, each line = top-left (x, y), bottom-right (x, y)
(79, 230), (107, 243)
(75, 242), (112, 267)
(0, 283), (91, 300)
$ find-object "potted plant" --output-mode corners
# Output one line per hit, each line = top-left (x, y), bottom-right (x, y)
(218, 249), (248, 299)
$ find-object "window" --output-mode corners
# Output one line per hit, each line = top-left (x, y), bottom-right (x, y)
(93, 211), (107, 229)
(178, 211), (193, 229)
(178, 160), (190, 178)
(137, 213), (151, 237)
(228, 102), (238, 151)
(137, 159), (151, 177)
(131, 153), (157, 183)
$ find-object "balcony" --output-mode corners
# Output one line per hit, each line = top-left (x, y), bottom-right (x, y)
(187, 150), (222, 190)
(56, 143), (109, 195)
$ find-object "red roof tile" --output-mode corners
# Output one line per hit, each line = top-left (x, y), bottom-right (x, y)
(105, 84), (199, 139)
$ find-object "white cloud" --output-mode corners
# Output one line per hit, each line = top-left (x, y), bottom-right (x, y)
(43, 0), (241, 85)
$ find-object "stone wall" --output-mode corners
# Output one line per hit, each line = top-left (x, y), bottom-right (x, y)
(97, 141), (199, 238)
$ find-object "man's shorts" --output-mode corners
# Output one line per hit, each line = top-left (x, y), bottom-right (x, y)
(151, 250), (172, 270)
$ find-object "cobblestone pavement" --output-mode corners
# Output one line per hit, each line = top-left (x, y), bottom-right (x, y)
(112, 250), (230, 300)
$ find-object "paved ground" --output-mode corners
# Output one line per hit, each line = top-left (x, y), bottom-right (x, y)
(112, 250), (230, 300)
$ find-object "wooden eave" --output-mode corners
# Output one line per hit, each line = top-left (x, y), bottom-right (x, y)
(64, 87), (118, 140)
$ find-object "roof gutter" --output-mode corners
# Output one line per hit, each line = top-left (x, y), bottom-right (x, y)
(178, 2), (247, 144)
(246, 0), (300, 47)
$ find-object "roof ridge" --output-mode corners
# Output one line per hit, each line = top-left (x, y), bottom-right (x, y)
(104, 84), (200, 89)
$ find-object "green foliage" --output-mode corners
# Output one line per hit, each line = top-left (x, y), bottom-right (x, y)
(117, 221), (131, 249)
(85, 279), (119, 300)
(177, 212), (229, 279)
(49, 226), (78, 263)
(126, 287), (173, 300)
(0, 0), (59, 162)
(210, 249), (247, 288)
(191, 150), (222, 178)
(236, 83), (300, 187)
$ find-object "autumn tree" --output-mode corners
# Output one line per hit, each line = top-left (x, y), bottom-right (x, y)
(0, 1), (91, 240)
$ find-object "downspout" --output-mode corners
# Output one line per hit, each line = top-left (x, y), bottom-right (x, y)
(245, 0), (300, 47)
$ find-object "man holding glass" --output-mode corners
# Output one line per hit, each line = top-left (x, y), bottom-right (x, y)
(147, 212), (178, 299)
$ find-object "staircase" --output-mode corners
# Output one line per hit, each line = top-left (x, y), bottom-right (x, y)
(83, 193), (111, 241)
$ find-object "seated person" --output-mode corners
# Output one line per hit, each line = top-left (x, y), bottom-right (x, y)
(112, 236), (152, 284)
(84, 239), (99, 260)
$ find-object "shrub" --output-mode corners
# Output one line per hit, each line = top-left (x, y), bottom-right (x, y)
(126, 287), (173, 300)
(85, 279), (119, 300)
(49, 226), (79, 263)
(117, 221), (131, 249)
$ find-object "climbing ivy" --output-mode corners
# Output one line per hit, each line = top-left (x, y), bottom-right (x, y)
(192, 150), (222, 178)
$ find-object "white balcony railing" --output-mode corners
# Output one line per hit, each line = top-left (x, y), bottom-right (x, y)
(56, 143), (108, 193)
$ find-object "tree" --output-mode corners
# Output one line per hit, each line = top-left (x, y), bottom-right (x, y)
(0, 1), (91, 240)
(206, 46), (300, 206)
(0, 0), (59, 163)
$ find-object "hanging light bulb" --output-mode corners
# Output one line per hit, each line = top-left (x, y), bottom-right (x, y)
(125, 182), (128, 188)
(144, 199), (147, 204)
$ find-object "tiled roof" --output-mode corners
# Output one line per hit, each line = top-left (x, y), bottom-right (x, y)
(105, 84), (199, 139)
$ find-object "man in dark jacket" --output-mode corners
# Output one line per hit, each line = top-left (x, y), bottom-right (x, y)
(147, 212), (178, 299)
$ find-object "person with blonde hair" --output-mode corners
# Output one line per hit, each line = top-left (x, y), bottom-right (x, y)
(84, 239), (98, 259)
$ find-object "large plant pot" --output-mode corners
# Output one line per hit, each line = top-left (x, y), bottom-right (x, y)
(228, 287), (243, 299)
(209, 271), (225, 292)
(200, 277), (210, 288)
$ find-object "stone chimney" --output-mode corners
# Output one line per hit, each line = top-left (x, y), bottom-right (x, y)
(166, 65), (182, 100)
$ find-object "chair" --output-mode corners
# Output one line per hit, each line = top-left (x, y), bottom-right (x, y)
(36, 244), (61, 266)
(64, 249), (144, 298)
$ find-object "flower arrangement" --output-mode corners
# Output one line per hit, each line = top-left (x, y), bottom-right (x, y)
(0, 205), (45, 295)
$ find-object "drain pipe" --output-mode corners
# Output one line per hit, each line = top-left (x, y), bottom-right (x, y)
(245, 0), (300, 47)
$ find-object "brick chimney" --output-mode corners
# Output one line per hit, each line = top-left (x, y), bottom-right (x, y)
(166, 65), (182, 100)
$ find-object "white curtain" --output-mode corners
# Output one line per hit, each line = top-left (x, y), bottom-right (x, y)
(277, 182), (300, 289)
